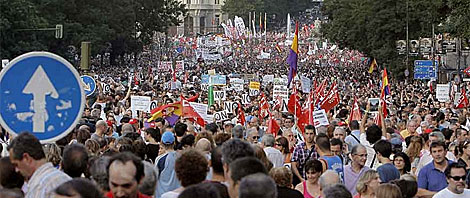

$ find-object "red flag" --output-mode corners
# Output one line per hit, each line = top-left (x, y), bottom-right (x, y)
(456, 88), (468, 108)
(259, 92), (270, 119)
(307, 91), (314, 125)
(314, 79), (328, 105)
(134, 72), (139, 85)
(349, 96), (362, 124)
(288, 87), (302, 118)
(320, 82), (340, 113)
(182, 100), (206, 127)
(267, 112), (280, 137)
(180, 93), (199, 102)
(237, 103), (246, 125)
(273, 95), (283, 110)
(464, 66), (470, 77)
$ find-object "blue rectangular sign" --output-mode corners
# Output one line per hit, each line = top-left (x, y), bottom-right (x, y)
(414, 60), (438, 80)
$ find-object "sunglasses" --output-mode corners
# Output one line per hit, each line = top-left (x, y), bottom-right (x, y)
(448, 175), (466, 181)
(275, 143), (282, 146)
(252, 136), (260, 139)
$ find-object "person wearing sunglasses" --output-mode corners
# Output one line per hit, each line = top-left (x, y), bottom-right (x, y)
(433, 162), (470, 198)
(457, 140), (470, 170)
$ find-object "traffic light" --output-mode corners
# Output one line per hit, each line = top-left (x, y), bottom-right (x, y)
(55, 24), (63, 39)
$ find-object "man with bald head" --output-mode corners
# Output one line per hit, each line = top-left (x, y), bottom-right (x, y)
(106, 152), (150, 198)
(343, 144), (369, 195)
(92, 120), (108, 142)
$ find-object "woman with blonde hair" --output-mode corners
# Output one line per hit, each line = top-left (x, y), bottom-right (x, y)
(405, 136), (424, 174)
(375, 183), (402, 198)
(42, 143), (62, 168)
(354, 170), (381, 198)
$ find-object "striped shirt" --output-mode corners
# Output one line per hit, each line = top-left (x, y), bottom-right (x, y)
(26, 162), (71, 198)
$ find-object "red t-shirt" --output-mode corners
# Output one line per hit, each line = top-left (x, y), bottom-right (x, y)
(105, 191), (151, 198)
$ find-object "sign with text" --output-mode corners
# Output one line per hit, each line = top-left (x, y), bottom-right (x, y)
(436, 84), (450, 102)
(313, 109), (329, 128)
(214, 90), (226, 101)
(158, 60), (184, 72)
(230, 78), (244, 91)
(201, 75), (227, 85)
(242, 94), (251, 104)
(301, 76), (311, 93)
(131, 96), (151, 112)
(214, 110), (229, 122)
(224, 101), (239, 114)
(249, 89), (260, 96)
(249, 81), (260, 90)
(188, 102), (208, 122)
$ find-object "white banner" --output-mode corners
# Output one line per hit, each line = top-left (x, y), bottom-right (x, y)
(224, 101), (239, 114)
(189, 102), (208, 122)
(436, 84), (450, 102)
(301, 76), (311, 93)
(147, 100), (158, 113)
(263, 75), (274, 84)
(131, 96), (151, 117)
(249, 89), (260, 96)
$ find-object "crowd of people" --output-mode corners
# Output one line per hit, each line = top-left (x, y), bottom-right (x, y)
(1, 22), (470, 198)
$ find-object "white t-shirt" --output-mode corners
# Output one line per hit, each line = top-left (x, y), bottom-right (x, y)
(161, 191), (180, 198)
(359, 133), (383, 169)
(433, 188), (470, 198)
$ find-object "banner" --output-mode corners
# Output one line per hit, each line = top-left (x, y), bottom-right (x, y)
(273, 78), (289, 100)
(249, 89), (260, 96)
(242, 94), (251, 104)
(202, 75), (227, 85)
(230, 78), (245, 91)
(263, 75), (274, 84)
(158, 60), (184, 72)
(224, 101), (239, 114)
(188, 102), (208, 122)
(249, 81), (261, 90)
(214, 90), (226, 101)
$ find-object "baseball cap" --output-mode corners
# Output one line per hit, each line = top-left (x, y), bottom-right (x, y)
(162, 132), (175, 144)
(390, 137), (402, 146)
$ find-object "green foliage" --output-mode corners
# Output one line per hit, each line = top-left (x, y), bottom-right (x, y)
(446, 0), (470, 39)
(0, 0), (186, 62)
(322, 0), (450, 76)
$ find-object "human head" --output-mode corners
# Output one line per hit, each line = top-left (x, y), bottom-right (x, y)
(205, 123), (219, 135)
(282, 129), (295, 144)
(138, 161), (157, 196)
(315, 133), (331, 152)
(90, 156), (111, 192)
(195, 138), (212, 154)
(175, 122), (188, 137)
(161, 131), (175, 149)
(54, 178), (102, 198)
(107, 152), (145, 198)
(333, 127), (346, 142)
(305, 125), (316, 144)
(349, 120), (360, 130)
(330, 138), (343, 156)
(269, 167), (293, 188)
(96, 120), (109, 134)
(375, 183), (402, 198)
(7, 132), (46, 179)
(178, 183), (223, 198)
(365, 125), (382, 144)
(373, 139), (392, 159)
(42, 143), (62, 167)
(143, 128), (160, 142)
(274, 136), (289, 154)
(247, 129), (259, 144)
(430, 141), (447, 164)
(323, 184), (352, 198)
(261, 134), (275, 147)
(238, 173), (277, 198)
(62, 143), (89, 178)
(393, 152), (411, 174)
(428, 131), (445, 146)
(304, 159), (323, 182)
(227, 157), (267, 198)
(0, 157), (24, 190)
(406, 120), (418, 135)
(211, 146), (224, 176)
(175, 149), (209, 187)
(444, 162), (467, 194)
(390, 179), (417, 198)
(319, 170), (340, 192)
(350, 144), (367, 168)
(356, 170), (380, 195)
(231, 125), (245, 139)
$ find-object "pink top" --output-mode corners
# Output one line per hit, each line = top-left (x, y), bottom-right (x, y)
(302, 181), (314, 198)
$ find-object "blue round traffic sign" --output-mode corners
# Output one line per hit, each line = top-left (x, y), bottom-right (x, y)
(0, 52), (85, 143)
(80, 75), (96, 96)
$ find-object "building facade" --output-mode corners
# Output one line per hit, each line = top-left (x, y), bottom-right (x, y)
(170, 0), (226, 36)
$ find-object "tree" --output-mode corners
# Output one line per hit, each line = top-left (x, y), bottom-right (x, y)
(445, 0), (470, 39)
(321, 0), (450, 76)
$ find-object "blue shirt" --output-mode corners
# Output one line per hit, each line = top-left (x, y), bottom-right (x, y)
(320, 155), (344, 182)
(417, 160), (452, 192)
(345, 130), (361, 151)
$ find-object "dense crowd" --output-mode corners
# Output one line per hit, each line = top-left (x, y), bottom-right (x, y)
(1, 27), (470, 198)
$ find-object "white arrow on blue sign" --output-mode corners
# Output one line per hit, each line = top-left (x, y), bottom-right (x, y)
(81, 75), (96, 96)
(0, 52), (85, 143)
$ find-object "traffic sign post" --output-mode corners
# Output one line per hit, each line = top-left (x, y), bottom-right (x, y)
(414, 60), (438, 80)
(0, 52), (85, 143)
(81, 75), (96, 96)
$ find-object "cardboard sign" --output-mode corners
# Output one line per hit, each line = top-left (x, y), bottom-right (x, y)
(148, 100), (158, 113)
(263, 75), (274, 84)
(313, 109), (329, 128)
(224, 101), (239, 114)
(131, 96), (151, 111)
(103, 83), (111, 94)
(214, 90), (226, 101)
(301, 76), (311, 93)
(214, 110), (229, 122)
(242, 94), (251, 104)
(249, 81), (260, 90)
(436, 84), (450, 102)
(249, 89), (260, 96)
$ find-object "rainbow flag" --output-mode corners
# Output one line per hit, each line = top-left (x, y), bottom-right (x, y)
(287, 22), (299, 86)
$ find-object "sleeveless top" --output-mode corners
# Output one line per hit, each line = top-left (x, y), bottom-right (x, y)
(302, 181), (315, 198)
(320, 155), (344, 182)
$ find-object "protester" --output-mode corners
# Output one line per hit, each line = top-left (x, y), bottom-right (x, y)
(393, 152), (411, 175)
(262, 134), (284, 168)
(344, 144), (370, 195)
(238, 173), (277, 198)
(7, 132), (71, 197)
(375, 183), (403, 198)
(319, 170), (341, 197)
(61, 143), (89, 178)
(106, 152), (150, 198)
(269, 167), (303, 198)
(54, 178), (102, 198)
(0, 157), (24, 193)
(155, 132), (180, 197)
(226, 157), (268, 198)
(294, 159), (323, 198)
(374, 140), (400, 183)
(432, 162), (470, 198)
(323, 184), (352, 198)
(354, 170), (381, 198)
(417, 141), (453, 196)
